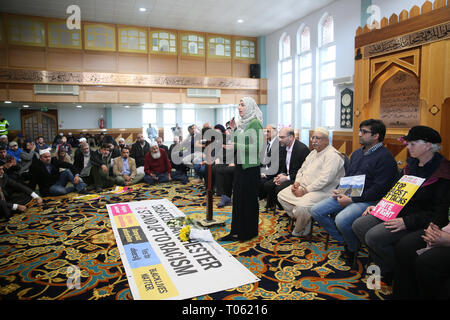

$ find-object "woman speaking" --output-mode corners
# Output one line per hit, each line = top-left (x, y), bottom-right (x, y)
(219, 97), (263, 242)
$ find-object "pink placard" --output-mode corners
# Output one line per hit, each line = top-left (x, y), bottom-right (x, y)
(370, 199), (402, 221)
(110, 204), (133, 216)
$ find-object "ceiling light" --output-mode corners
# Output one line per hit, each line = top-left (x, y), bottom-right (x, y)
(237, 19), (244, 23)
(139, 7), (146, 12)
(23, 105), (29, 108)
(4, 101), (11, 104)
(124, 105), (130, 108)
(76, 105), (82, 108)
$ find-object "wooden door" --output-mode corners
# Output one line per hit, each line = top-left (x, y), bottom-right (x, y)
(21, 110), (58, 144)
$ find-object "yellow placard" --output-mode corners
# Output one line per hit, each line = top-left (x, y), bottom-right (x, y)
(114, 213), (139, 228)
(132, 265), (179, 300)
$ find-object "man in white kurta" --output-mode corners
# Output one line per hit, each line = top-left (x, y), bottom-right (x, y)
(277, 128), (345, 236)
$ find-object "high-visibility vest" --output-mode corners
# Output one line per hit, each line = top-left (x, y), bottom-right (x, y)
(0, 119), (9, 135)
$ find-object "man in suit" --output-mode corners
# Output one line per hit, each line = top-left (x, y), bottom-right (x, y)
(30, 149), (86, 197)
(259, 124), (284, 200)
(0, 163), (43, 221)
(112, 147), (144, 186)
(130, 133), (150, 169)
(156, 136), (169, 154)
(263, 127), (310, 210)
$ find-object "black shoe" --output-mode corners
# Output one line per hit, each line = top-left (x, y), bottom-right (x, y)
(218, 233), (238, 242)
(341, 248), (355, 262)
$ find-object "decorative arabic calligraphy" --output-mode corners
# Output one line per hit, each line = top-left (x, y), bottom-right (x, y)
(363, 22), (450, 58)
(380, 70), (420, 128)
(0, 68), (261, 90)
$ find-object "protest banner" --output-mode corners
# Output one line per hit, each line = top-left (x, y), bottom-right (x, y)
(107, 199), (260, 300)
(370, 175), (425, 221)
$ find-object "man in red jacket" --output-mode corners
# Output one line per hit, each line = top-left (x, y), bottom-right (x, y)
(143, 142), (172, 185)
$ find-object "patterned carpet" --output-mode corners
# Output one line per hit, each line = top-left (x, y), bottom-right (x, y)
(0, 181), (392, 300)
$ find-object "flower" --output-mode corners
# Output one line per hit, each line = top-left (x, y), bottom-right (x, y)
(179, 225), (191, 242)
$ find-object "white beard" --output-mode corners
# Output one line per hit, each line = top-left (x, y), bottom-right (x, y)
(151, 151), (161, 159)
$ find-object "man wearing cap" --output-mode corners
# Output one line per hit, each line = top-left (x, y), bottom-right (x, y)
(30, 148), (87, 196)
(278, 128), (346, 236)
(7, 141), (23, 163)
(353, 125), (450, 285)
(311, 119), (398, 264)
(143, 141), (172, 185)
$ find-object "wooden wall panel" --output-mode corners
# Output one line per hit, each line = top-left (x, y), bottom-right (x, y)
(234, 61), (250, 78)
(118, 87), (151, 103)
(118, 54), (148, 74)
(34, 94), (79, 103)
(83, 52), (117, 72)
(0, 49), (6, 67)
(82, 87), (119, 103)
(8, 47), (46, 69)
(151, 88), (181, 103)
(179, 58), (205, 75)
(207, 60), (232, 76)
(47, 50), (83, 71)
(220, 90), (236, 104)
(9, 89), (33, 101)
(149, 55), (178, 74)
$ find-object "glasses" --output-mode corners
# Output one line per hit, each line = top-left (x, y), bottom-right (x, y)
(358, 128), (372, 135)
(310, 136), (324, 141)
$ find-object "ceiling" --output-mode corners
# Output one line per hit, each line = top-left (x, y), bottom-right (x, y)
(1, 0), (337, 37)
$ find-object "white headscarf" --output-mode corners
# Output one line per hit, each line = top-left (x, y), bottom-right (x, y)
(237, 97), (263, 132)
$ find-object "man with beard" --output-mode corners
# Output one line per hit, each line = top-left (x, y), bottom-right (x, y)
(130, 133), (150, 169)
(143, 141), (172, 185)
(89, 143), (115, 192)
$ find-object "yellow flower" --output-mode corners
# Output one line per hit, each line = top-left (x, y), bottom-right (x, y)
(179, 225), (191, 242)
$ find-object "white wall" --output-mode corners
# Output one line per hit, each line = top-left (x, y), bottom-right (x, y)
(111, 107), (142, 128)
(58, 106), (105, 129)
(265, 0), (429, 130)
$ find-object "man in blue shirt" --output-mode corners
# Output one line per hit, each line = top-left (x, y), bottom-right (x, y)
(311, 119), (398, 262)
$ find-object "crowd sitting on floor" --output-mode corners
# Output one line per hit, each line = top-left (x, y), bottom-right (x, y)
(0, 118), (449, 300)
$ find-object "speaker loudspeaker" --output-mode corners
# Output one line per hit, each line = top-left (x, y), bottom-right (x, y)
(250, 64), (260, 78)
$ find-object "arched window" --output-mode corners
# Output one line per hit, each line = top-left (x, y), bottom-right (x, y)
(297, 25), (312, 145)
(318, 14), (336, 128)
(279, 33), (292, 127)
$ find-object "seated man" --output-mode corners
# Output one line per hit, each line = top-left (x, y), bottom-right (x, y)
(7, 141), (23, 164)
(112, 147), (144, 186)
(35, 136), (49, 153)
(278, 128), (346, 236)
(30, 149), (86, 197)
(89, 143), (116, 192)
(73, 141), (92, 180)
(144, 142), (172, 185)
(0, 163), (43, 221)
(56, 135), (72, 156)
(263, 127), (310, 210)
(0, 144), (21, 182)
(168, 136), (189, 185)
(156, 136), (169, 154)
(310, 119), (398, 262)
(259, 124), (283, 200)
(130, 133), (151, 169)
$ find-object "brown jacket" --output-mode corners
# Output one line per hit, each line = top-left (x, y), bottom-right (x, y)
(113, 156), (137, 180)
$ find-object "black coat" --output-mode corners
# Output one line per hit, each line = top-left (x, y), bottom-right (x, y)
(130, 141), (150, 168)
(399, 154), (450, 230)
(279, 139), (310, 181)
(0, 173), (34, 207)
(30, 157), (79, 196)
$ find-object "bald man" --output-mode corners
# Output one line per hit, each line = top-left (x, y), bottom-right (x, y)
(262, 127), (310, 210)
(278, 128), (346, 236)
